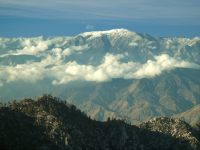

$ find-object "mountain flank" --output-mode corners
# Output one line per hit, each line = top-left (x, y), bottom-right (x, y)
(174, 104), (200, 126)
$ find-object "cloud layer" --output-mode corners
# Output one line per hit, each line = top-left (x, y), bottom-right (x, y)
(0, 0), (200, 25)
(0, 31), (199, 87)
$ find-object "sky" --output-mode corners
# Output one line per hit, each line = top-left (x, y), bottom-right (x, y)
(0, 0), (200, 37)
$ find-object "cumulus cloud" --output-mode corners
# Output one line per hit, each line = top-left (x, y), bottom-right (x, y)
(52, 53), (199, 85)
(16, 40), (48, 55)
(133, 54), (199, 78)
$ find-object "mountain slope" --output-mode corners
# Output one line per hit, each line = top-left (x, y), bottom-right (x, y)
(64, 68), (200, 124)
(0, 95), (199, 150)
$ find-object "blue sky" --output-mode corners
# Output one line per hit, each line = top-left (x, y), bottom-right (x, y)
(0, 0), (200, 37)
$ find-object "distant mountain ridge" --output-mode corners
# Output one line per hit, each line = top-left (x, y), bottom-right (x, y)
(174, 104), (200, 126)
(0, 29), (200, 125)
(0, 95), (199, 150)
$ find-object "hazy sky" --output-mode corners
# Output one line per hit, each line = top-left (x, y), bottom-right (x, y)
(0, 0), (200, 37)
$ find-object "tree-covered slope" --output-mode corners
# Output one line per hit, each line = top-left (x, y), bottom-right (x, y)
(0, 95), (199, 150)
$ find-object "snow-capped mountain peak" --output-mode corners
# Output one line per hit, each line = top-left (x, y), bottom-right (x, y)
(80, 28), (132, 36)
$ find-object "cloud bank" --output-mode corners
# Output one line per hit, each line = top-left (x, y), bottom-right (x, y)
(0, 52), (199, 86)
(0, 32), (199, 87)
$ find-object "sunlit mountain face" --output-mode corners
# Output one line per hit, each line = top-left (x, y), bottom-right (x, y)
(0, 29), (200, 124)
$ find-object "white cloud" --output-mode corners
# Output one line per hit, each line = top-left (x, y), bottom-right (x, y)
(86, 25), (95, 30)
(0, 63), (44, 84)
(0, 35), (199, 87)
(16, 38), (48, 55)
(1, 37), (49, 56)
(18, 41), (48, 55)
(133, 54), (200, 78)
(0, 52), (199, 86)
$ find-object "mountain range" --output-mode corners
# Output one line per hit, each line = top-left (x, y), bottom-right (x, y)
(0, 29), (200, 125)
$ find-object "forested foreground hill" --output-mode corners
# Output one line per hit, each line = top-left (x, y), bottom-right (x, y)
(0, 95), (200, 150)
